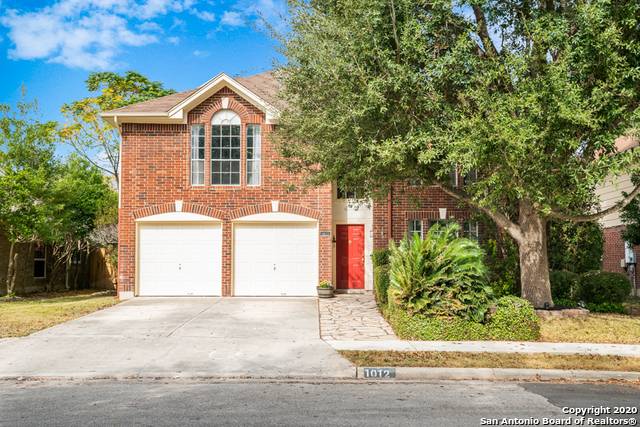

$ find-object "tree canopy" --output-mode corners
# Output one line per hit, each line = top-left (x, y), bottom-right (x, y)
(1, 100), (115, 294)
(277, 0), (640, 307)
(60, 71), (175, 186)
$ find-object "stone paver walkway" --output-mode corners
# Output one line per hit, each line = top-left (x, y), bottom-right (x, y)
(318, 294), (397, 341)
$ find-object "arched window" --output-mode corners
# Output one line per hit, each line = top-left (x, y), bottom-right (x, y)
(211, 110), (241, 185)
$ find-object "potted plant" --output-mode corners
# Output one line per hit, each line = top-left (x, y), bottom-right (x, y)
(317, 280), (334, 298)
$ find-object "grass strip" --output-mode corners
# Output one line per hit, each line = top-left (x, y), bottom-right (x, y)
(340, 350), (640, 372)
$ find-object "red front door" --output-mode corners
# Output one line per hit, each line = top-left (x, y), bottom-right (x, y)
(336, 224), (365, 289)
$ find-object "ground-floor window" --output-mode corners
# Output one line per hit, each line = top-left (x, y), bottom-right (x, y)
(33, 245), (46, 278)
(463, 221), (479, 241)
(408, 219), (423, 239)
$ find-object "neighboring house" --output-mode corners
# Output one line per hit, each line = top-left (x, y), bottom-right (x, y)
(595, 136), (639, 291)
(102, 71), (474, 299)
(0, 232), (116, 295)
(0, 234), (53, 294)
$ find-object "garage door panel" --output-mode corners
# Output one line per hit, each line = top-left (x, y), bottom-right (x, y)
(138, 223), (222, 296)
(234, 222), (318, 296)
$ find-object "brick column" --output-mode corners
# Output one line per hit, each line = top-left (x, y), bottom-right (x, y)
(221, 220), (233, 296)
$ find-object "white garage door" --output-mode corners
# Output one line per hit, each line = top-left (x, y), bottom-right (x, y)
(234, 222), (318, 296)
(138, 223), (222, 296)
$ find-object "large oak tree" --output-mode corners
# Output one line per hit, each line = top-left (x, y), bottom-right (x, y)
(276, 0), (640, 307)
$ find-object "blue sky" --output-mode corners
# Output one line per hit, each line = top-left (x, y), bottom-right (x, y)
(0, 0), (286, 126)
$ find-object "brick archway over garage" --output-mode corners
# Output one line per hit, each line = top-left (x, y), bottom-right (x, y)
(132, 202), (225, 221)
(229, 202), (321, 221)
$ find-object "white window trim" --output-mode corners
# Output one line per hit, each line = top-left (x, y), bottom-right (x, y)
(34, 248), (46, 279)
(190, 124), (205, 186)
(211, 110), (241, 186)
(464, 221), (480, 240)
(246, 124), (261, 186)
(408, 219), (423, 239)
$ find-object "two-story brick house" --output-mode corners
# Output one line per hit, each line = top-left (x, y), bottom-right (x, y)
(103, 71), (475, 299)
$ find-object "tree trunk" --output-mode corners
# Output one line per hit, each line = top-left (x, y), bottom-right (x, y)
(5, 241), (15, 295)
(9, 251), (18, 295)
(65, 258), (71, 291)
(518, 201), (554, 308)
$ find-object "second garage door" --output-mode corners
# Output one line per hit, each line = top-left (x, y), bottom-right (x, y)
(233, 222), (318, 296)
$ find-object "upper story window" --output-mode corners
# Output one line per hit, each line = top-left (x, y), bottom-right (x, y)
(449, 168), (459, 187)
(408, 219), (423, 239)
(463, 169), (477, 186)
(190, 124), (205, 186)
(246, 124), (261, 186)
(211, 110), (241, 185)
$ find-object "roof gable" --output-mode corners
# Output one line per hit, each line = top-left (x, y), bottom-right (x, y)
(101, 72), (280, 125)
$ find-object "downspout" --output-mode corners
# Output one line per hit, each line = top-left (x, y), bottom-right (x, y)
(387, 188), (393, 246)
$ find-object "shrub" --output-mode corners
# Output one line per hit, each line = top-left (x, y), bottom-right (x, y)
(487, 296), (540, 341)
(548, 221), (604, 274)
(371, 248), (390, 267)
(585, 302), (626, 314)
(388, 223), (492, 322)
(480, 225), (520, 297)
(384, 294), (540, 341)
(373, 265), (390, 307)
(579, 271), (631, 304)
(385, 303), (490, 340)
(553, 298), (579, 308)
(549, 270), (580, 300)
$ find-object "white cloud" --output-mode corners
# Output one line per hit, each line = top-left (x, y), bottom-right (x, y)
(169, 17), (186, 30)
(167, 36), (180, 45)
(219, 0), (287, 31)
(220, 10), (244, 27)
(192, 49), (209, 57)
(138, 21), (162, 32)
(0, 0), (197, 70)
(192, 10), (215, 22)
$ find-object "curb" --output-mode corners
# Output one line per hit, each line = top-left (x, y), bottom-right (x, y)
(2, 368), (639, 384)
(355, 367), (640, 382)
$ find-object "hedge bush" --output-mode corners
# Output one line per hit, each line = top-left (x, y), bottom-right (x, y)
(549, 270), (580, 300)
(585, 302), (626, 314)
(384, 292), (540, 341)
(373, 265), (390, 307)
(579, 271), (631, 304)
(371, 248), (390, 267)
(486, 296), (540, 341)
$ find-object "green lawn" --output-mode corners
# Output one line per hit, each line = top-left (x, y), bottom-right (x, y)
(0, 291), (118, 338)
(540, 314), (640, 344)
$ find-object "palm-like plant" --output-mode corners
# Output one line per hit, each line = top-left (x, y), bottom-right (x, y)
(389, 222), (492, 322)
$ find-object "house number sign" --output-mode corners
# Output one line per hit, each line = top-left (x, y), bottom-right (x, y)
(362, 368), (396, 379)
(319, 231), (331, 237)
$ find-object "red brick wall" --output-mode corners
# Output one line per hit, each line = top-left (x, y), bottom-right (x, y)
(118, 87), (332, 297)
(602, 225), (638, 287)
(373, 180), (473, 248)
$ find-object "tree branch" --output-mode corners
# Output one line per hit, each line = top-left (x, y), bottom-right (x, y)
(548, 183), (640, 223)
(435, 183), (524, 242)
(472, 5), (498, 57)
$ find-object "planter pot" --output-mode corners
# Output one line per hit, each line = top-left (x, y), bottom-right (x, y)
(317, 287), (334, 298)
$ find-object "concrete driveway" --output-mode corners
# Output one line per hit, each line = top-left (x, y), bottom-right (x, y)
(0, 298), (354, 379)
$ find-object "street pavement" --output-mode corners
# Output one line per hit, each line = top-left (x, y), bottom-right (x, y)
(1, 380), (638, 426)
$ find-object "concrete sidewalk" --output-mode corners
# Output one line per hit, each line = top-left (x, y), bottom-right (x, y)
(326, 339), (640, 357)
